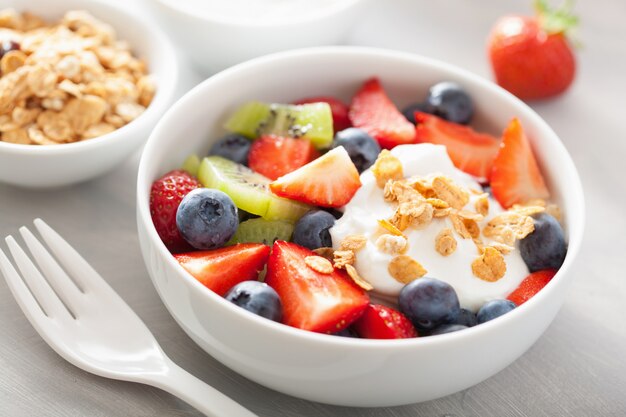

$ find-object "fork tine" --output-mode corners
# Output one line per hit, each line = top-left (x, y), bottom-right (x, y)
(33, 219), (107, 294)
(0, 247), (49, 325)
(5, 236), (72, 320)
(20, 226), (84, 317)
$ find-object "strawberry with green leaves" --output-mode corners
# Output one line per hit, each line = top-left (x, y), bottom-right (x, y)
(488, 0), (578, 100)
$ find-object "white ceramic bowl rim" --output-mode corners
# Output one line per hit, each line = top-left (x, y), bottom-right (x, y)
(152, 0), (362, 28)
(138, 46), (585, 351)
(0, 0), (178, 157)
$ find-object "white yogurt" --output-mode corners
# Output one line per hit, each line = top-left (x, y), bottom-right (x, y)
(162, 0), (345, 23)
(330, 144), (529, 312)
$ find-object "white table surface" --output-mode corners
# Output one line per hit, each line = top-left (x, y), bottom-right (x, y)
(2, 0), (625, 416)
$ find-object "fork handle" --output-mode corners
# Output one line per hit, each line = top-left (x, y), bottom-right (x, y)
(147, 357), (257, 417)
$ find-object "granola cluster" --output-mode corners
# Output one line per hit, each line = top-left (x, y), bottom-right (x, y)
(369, 151), (558, 284)
(0, 9), (155, 145)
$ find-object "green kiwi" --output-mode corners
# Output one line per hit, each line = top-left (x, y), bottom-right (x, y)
(224, 101), (334, 149)
(228, 218), (294, 246)
(182, 154), (201, 177)
(198, 156), (310, 223)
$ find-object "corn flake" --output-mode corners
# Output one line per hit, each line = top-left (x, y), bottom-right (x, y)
(371, 150), (403, 188)
(304, 256), (334, 275)
(435, 228), (457, 256)
(471, 247), (506, 282)
(388, 255), (427, 284)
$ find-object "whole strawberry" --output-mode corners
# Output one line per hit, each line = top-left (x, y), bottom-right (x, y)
(150, 170), (200, 253)
(487, 0), (578, 100)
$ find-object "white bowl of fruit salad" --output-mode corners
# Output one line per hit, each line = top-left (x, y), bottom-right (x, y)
(137, 46), (584, 407)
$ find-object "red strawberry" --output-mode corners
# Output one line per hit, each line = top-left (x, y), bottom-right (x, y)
(414, 112), (501, 179)
(269, 146), (361, 208)
(150, 170), (200, 253)
(174, 243), (271, 296)
(294, 96), (351, 132)
(490, 118), (550, 208)
(487, 0), (577, 100)
(265, 241), (369, 333)
(507, 269), (556, 306)
(352, 304), (418, 339)
(349, 77), (416, 149)
(248, 135), (319, 180)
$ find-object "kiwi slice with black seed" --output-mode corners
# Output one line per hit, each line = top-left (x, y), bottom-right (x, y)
(198, 156), (310, 223)
(224, 101), (334, 149)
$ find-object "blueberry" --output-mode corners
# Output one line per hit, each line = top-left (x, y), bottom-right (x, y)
(476, 299), (516, 324)
(520, 213), (567, 272)
(292, 210), (335, 250)
(176, 188), (238, 249)
(224, 281), (282, 322)
(334, 327), (360, 338)
(398, 277), (461, 331)
(425, 82), (474, 124)
(0, 40), (20, 59)
(429, 324), (468, 336)
(401, 102), (430, 124)
(323, 208), (344, 220)
(452, 308), (478, 327)
(332, 128), (381, 173)
(209, 133), (251, 166)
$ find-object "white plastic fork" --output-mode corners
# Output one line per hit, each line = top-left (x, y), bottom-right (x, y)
(0, 219), (256, 417)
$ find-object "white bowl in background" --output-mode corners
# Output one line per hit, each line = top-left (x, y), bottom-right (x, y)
(0, 0), (178, 188)
(136, 46), (584, 407)
(147, 0), (367, 75)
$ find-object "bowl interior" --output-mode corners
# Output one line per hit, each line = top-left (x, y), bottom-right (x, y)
(139, 46), (584, 342)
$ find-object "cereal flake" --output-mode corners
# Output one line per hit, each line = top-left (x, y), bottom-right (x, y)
(304, 256), (334, 275)
(376, 234), (408, 255)
(371, 150), (403, 188)
(435, 228), (457, 256)
(339, 234), (367, 252)
(378, 219), (405, 236)
(471, 247), (506, 282)
(333, 250), (355, 269)
(475, 194), (490, 216)
(388, 255), (427, 284)
(345, 264), (373, 291)
(432, 176), (469, 210)
(483, 212), (535, 243)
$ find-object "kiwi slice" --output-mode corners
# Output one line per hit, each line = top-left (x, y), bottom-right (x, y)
(224, 101), (334, 149)
(198, 156), (310, 223)
(228, 218), (294, 246)
(182, 154), (201, 177)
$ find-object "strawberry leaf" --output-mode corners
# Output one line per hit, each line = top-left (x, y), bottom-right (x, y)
(534, 0), (579, 35)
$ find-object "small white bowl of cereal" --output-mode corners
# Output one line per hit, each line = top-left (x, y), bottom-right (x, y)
(0, 0), (178, 188)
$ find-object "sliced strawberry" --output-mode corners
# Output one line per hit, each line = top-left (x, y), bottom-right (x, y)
(352, 304), (418, 339)
(507, 269), (556, 306)
(294, 96), (351, 132)
(247, 135), (319, 181)
(150, 170), (200, 253)
(490, 118), (550, 208)
(265, 241), (369, 333)
(269, 146), (360, 207)
(413, 112), (501, 179)
(174, 243), (270, 296)
(349, 78), (416, 149)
